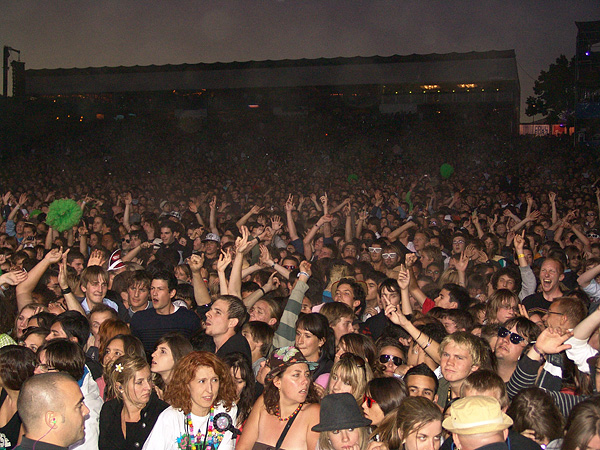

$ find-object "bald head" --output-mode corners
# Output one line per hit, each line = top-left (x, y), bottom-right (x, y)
(18, 372), (89, 448)
(18, 372), (73, 429)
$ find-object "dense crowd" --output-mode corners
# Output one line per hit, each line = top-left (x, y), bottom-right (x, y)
(0, 112), (599, 450)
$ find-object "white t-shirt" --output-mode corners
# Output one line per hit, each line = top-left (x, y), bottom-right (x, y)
(143, 403), (238, 450)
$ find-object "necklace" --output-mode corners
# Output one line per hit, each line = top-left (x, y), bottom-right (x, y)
(177, 405), (225, 450)
(274, 403), (303, 422)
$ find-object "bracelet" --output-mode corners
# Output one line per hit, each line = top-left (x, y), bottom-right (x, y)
(416, 331), (423, 342)
(271, 262), (276, 269)
(61, 287), (72, 295)
(298, 271), (310, 279)
(517, 253), (525, 259)
(259, 287), (265, 296)
(532, 344), (545, 358)
(423, 338), (432, 350)
(255, 237), (261, 243)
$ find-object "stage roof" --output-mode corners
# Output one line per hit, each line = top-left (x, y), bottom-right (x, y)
(25, 50), (519, 95)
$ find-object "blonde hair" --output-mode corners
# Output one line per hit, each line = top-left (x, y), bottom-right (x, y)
(319, 427), (369, 450)
(105, 354), (150, 401)
(326, 353), (373, 403)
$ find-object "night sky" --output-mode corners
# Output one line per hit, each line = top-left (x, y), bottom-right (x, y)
(2, 1), (599, 120)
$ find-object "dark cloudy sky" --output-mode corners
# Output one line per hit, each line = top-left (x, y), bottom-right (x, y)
(2, 1), (599, 119)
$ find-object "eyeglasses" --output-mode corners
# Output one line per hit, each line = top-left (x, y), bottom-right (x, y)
(122, 238), (130, 243)
(379, 354), (404, 366)
(283, 265), (297, 270)
(546, 310), (564, 317)
(363, 394), (377, 408)
(36, 363), (57, 373)
(360, 247), (368, 251)
(453, 240), (465, 245)
(382, 253), (397, 259)
(369, 247), (382, 253)
(497, 326), (527, 345)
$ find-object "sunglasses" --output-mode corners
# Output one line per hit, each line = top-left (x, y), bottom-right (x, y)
(122, 238), (130, 243)
(382, 253), (397, 259)
(283, 265), (297, 270)
(379, 354), (404, 366)
(497, 326), (527, 345)
(363, 394), (377, 408)
(369, 247), (382, 253)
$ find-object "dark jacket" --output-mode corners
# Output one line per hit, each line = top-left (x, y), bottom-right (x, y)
(99, 391), (169, 450)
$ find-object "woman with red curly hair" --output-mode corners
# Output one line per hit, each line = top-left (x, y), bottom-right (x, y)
(142, 351), (238, 450)
(237, 346), (321, 450)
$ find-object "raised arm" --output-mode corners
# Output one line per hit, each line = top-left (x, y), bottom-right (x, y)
(228, 226), (258, 299)
(398, 265), (413, 316)
(284, 194), (300, 241)
(78, 226), (89, 257)
(216, 251), (232, 297)
(386, 303), (441, 364)
(189, 253), (212, 307)
(549, 191), (558, 225)
(303, 214), (332, 260)
(259, 244), (291, 280)
(188, 200), (207, 229)
(387, 220), (417, 243)
(209, 196), (220, 235)
(123, 192), (132, 232)
(16, 247), (63, 310)
(236, 204), (263, 230)
(406, 253), (427, 308)
(58, 249), (85, 315)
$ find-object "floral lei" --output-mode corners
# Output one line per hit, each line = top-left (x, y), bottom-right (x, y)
(177, 405), (224, 450)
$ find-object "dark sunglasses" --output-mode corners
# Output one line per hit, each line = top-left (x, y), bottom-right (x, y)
(363, 394), (377, 408)
(379, 354), (404, 366)
(122, 238), (130, 243)
(497, 326), (527, 345)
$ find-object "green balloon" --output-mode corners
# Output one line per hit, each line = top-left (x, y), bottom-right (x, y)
(440, 163), (454, 179)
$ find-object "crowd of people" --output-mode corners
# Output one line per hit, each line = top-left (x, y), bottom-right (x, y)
(0, 111), (599, 450)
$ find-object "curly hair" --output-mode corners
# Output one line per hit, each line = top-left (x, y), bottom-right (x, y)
(164, 351), (237, 415)
(263, 363), (320, 415)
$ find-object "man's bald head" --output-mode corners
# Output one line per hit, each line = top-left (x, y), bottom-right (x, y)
(18, 372), (74, 430)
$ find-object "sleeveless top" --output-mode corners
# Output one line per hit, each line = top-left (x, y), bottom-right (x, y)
(0, 389), (21, 450)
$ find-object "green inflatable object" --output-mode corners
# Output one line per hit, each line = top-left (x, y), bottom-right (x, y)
(46, 199), (83, 232)
(440, 163), (454, 179)
(348, 174), (359, 182)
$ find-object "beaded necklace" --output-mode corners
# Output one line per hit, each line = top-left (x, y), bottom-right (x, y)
(177, 405), (225, 450)
(274, 402), (303, 422)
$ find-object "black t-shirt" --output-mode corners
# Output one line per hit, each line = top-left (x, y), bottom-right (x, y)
(522, 292), (552, 316)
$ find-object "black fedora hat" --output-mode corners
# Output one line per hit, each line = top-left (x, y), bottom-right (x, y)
(311, 393), (371, 432)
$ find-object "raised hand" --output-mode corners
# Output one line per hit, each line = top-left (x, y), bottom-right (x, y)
(250, 205), (263, 215)
(285, 194), (295, 212)
(397, 264), (410, 290)
(385, 303), (409, 328)
(271, 215), (283, 231)
(216, 251), (232, 272)
(405, 253), (418, 268)
(0, 270), (27, 286)
(187, 253), (205, 273)
(87, 248), (105, 267)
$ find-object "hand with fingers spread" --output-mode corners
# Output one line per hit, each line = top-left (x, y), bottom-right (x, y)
(0, 270), (28, 287)
(271, 215), (283, 232)
(533, 327), (573, 356)
(87, 248), (106, 267)
(235, 226), (255, 254)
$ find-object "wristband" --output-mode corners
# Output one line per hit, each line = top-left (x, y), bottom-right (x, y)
(61, 287), (72, 295)
(517, 253), (525, 259)
(298, 271), (310, 279)
(416, 331), (423, 342)
(255, 237), (261, 243)
(271, 262), (276, 269)
(259, 287), (265, 295)
(532, 344), (545, 358)
(423, 338), (432, 350)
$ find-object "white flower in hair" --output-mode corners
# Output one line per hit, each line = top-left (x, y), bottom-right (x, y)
(115, 363), (123, 373)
